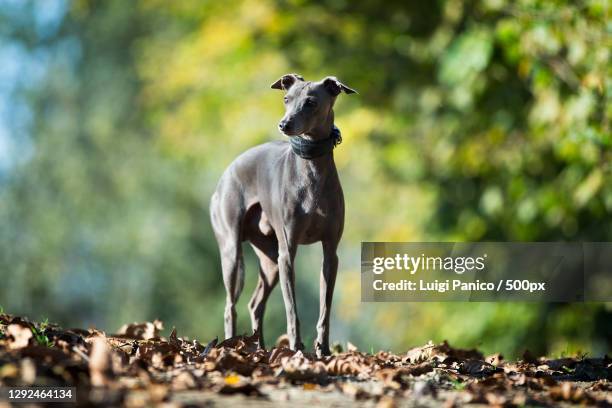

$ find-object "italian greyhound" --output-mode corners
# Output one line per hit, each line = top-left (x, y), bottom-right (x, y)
(210, 74), (356, 356)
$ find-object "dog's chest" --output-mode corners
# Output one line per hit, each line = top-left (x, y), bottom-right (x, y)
(295, 170), (330, 216)
(278, 160), (343, 243)
(296, 180), (328, 217)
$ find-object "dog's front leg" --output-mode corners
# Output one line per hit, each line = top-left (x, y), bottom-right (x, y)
(277, 242), (304, 350)
(315, 240), (339, 357)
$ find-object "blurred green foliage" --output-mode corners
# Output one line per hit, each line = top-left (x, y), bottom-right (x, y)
(0, 0), (610, 357)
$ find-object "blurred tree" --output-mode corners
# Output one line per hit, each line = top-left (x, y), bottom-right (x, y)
(0, 0), (227, 338)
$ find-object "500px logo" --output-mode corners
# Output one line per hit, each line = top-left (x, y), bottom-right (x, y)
(372, 253), (487, 275)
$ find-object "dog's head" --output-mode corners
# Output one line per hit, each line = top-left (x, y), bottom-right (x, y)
(271, 74), (356, 137)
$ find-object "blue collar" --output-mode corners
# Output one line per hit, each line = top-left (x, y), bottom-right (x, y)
(289, 125), (342, 159)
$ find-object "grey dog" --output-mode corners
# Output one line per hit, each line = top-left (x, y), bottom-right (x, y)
(210, 74), (356, 356)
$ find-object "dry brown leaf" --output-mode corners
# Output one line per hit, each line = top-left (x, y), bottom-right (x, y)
(1, 313), (610, 407)
(217, 332), (260, 353)
(275, 334), (290, 349)
(217, 375), (263, 396)
(19, 358), (36, 384)
(269, 346), (296, 365)
(548, 381), (595, 404)
(148, 384), (170, 403)
(6, 324), (33, 349)
(341, 382), (369, 399)
(405, 340), (483, 364)
(303, 382), (317, 390)
(589, 379), (612, 391)
(171, 371), (196, 390)
(484, 392), (507, 407)
(521, 349), (539, 364)
(459, 359), (497, 376)
(0, 363), (18, 379)
(116, 320), (164, 340)
(376, 396), (396, 408)
(89, 336), (113, 387)
(212, 349), (256, 376)
(277, 350), (327, 381)
(486, 353), (503, 366)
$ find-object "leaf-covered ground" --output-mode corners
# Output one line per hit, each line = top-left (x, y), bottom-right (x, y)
(0, 314), (610, 407)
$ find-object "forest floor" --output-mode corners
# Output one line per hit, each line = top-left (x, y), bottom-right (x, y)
(0, 313), (610, 407)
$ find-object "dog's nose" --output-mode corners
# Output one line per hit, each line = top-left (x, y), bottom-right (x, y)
(278, 120), (288, 132)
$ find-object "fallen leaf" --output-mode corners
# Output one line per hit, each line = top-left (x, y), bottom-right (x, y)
(89, 336), (113, 387)
(405, 340), (483, 364)
(522, 350), (538, 364)
(341, 382), (369, 399)
(6, 324), (33, 349)
(275, 334), (290, 349)
(459, 359), (498, 376)
(376, 396), (396, 408)
(116, 320), (163, 340)
(224, 374), (241, 385)
(486, 353), (503, 366)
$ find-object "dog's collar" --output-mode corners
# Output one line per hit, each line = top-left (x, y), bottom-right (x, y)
(289, 125), (342, 159)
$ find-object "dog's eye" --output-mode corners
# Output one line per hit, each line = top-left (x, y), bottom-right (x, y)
(305, 99), (317, 107)
(283, 97), (289, 104)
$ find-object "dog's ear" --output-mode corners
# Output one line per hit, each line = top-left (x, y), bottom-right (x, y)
(322, 76), (357, 96)
(271, 73), (304, 91)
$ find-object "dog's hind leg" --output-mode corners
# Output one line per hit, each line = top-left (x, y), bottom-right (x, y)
(220, 240), (244, 339)
(248, 239), (279, 349)
(210, 190), (245, 340)
(243, 204), (279, 348)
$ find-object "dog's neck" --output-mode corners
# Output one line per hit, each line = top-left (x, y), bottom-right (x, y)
(303, 110), (334, 142)
(294, 110), (336, 174)
(290, 108), (342, 167)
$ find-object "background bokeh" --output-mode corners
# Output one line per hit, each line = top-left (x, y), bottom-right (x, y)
(0, 0), (610, 358)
